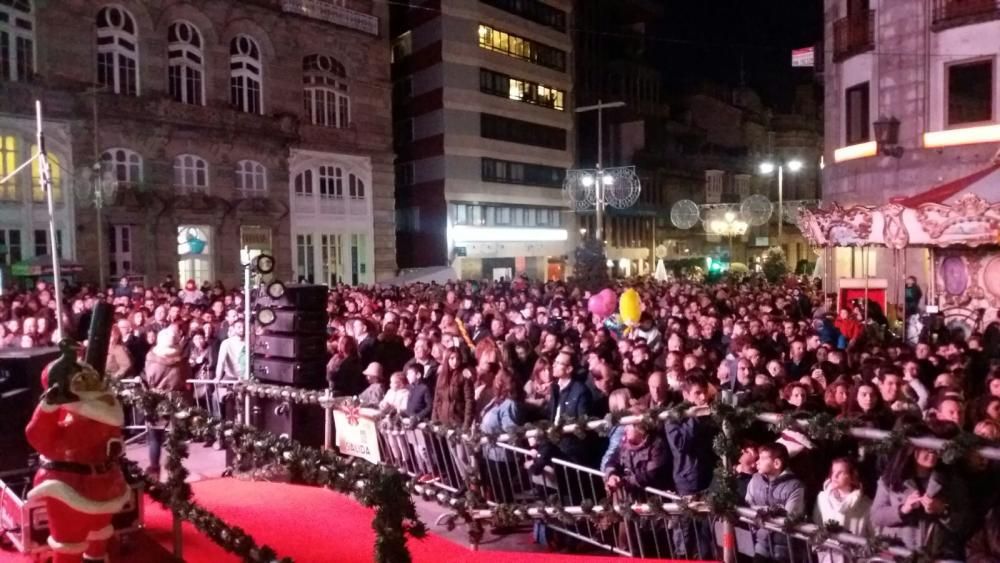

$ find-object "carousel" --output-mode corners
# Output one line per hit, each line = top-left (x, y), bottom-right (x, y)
(798, 160), (1000, 337)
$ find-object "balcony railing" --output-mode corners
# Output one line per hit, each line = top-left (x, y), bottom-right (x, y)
(280, 0), (379, 36)
(932, 0), (1000, 30)
(832, 10), (875, 62)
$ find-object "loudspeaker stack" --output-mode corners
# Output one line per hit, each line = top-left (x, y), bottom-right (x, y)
(249, 283), (329, 447)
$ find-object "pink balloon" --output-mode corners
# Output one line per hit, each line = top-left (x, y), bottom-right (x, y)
(587, 294), (605, 316)
(597, 288), (617, 317)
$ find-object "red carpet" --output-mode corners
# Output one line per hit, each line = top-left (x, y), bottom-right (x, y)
(0, 479), (713, 562)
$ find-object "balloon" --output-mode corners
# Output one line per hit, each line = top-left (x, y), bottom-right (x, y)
(619, 288), (642, 325)
(587, 294), (605, 316)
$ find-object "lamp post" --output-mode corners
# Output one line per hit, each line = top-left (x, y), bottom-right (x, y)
(563, 100), (641, 241)
(709, 211), (748, 262)
(75, 160), (118, 289)
(759, 159), (803, 244)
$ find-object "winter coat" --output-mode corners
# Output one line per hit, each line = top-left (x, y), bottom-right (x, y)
(379, 387), (410, 414)
(604, 433), (672, 495)
(600, 425), (626, 473)
(358, 383), (385, 407)
(144, 350), (192, 395)
(106, 343), (133, 379)
(404, 382), (433, 421)
(966, 507), (1000, 563)
(745, 470), (807, 561)
(813, 480), (873, 563)
(531, 379), (596, 472)
(480, 398), (521, 461)
(431, 370), (475, 429)
(870, 470), (970, 560)
(665, 414), (718, 495)
(327, 354), (366, 396)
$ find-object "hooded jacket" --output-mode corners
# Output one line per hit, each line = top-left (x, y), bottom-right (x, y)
(745, 469), (807, 561)
(870, 469), (970, 560)
(813, 480), (874, 563)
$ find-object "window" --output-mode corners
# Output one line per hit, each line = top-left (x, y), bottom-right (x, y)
(391, 31), (412, 62)
(0, 134), (17, 200)
(102, 148), (142, 188)
(96, 6), (139, 95)
(295, 233), (315, 283)
(480, 68), (564, 110)
(294, 169), (313, 196)
(167, 21), (204, 105)
(0, 228), (21, 264)
(348, 173), (365, 200)
(32, 228), (45, 256)
(240, 225), (271, 264)
(481, 157), (564, 187)
(173, 154), (208, 194)
(948, 59), (993, 126)
(317, 165), (342, 199)
(477, 24), (565, 71)
(108, 224), (133, 277)
(177, 225), (212, 284)
(230, 35), (262, 114)
(303, 54), (350, 128)
(845, 82), (870, 144)
(480, 0), (566, 31)
(349, 233), (369, 285)
(395, 163), (414, 186)
(30, 146), (60, 203)
(0, 0), (34, 81)
(236, 160), (266, 196)
(481, 113), (566, 150)
(320, 233), (342, 285)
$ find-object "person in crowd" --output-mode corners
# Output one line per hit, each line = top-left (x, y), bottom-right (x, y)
(734, 442), (758, 502)
(142, 325), (192, 478)
(379, 372), (410, 414)
(600, 388), (633, 473)
(813, 458), (873, 563)
(358, 362), (386, 406)
(327, 335), (365, 396)
(215, 321), (246, 382)
(746, 443), (807, 562)
(480, 371), (524, 503)
(871, 433), (970, 558)
(105, 324), (134, 380)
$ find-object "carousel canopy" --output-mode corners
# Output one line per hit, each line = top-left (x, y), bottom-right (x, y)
(799, 164), (1000, 249)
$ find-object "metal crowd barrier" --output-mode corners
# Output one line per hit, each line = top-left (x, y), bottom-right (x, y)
(117, 377), (238, 444)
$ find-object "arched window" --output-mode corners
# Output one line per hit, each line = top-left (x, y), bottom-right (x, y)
(236, 160), (266, 196)
(230, 35), (262, 114)
(303, 54), (350, 128)
(1, 0), (34, 81)
(96, 5), (139, 95)
(102, 147), (142, 188)
(167, 21), (204, 105)
(294, 169), (313, 196)
(173, 154), (208, 194)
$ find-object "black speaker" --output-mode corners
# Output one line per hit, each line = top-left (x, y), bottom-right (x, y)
(250, 357), (326, 388)
(253, 333), (326, 360)
(0, 348), (60, 472)
(261, 309), (327, 333)
(258, 284), (328, 310)
(251, 395), (325, 448)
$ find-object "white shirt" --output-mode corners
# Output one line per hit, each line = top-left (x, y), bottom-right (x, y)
(216, 336), (246, 381)
(380, 387), (410, 414)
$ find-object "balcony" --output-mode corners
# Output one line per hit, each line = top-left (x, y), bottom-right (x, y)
(280, 0), (379, 36)
(832, 10), (875, 62)
(932, 0), (1000, 30)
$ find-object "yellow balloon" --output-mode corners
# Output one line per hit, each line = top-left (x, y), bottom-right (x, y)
(619, 288), (642, 325)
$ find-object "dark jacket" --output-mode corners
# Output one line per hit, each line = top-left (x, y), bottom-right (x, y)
(531, 379), (596, 472)
(357, 334), (377, 366)
(431, 370), (475, 429)
(405, 382), (433, 421)
(665, 414), (718, 495)
(604, 433), (672, 495)
(375, 335), (412, 375)
(967, 507), (1000, 563)
(327, 354), (366, 396)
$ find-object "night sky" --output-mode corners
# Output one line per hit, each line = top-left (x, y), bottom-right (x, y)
(651, 0), (824, 110)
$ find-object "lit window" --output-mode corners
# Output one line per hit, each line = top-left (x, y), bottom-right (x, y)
(0, 135), (18, 200)
(177, 225), (213, 284)
(0, 0), (34, 81)
(30, 145), (60, 203)
(96, 6), (139, 95)
(230, 35), (262, 114)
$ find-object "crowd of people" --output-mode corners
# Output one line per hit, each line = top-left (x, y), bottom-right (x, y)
(6, 271), (1000, 561)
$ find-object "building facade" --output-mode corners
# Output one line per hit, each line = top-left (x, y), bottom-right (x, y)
(0, 0), (394, 289)
(392, 0), (575, 281)
(823, 0), (1000, 287)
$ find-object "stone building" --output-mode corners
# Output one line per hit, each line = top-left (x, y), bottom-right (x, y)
(823, 0), (1000, 287)
(0, 0), (395, 289)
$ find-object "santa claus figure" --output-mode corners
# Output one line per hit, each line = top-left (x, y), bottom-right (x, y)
(26, 341), (130, 563)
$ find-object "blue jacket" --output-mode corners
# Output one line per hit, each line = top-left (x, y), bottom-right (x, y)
(665, 414), (718, 495)
(480, 398), (522, 461)
(601, 425), (626, 473)
(404, 382), (433, 421)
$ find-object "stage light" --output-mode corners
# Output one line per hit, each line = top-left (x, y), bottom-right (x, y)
(266, 281), (286, 299)
(256, 308), (276, 326)
(253, 254), (275, 275)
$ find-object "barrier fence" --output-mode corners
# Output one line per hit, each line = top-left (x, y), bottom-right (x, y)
(117, 379), (1000, 562)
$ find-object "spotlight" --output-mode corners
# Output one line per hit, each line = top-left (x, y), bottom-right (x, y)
(256, 308), (276, 326)
(266, 281), (286, 299)
(253, 254), (275, 275)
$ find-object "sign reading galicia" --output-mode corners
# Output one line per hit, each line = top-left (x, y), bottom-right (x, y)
(333, 407), (381, 464)
(280, 0), (379, 36)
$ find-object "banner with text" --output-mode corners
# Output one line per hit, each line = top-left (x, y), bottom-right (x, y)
(334, 407), (381, 464)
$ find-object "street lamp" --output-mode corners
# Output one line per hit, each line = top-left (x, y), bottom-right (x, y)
(709, 211), (749, 260)
(75, 160), (118, 288)
(758, 159), (804, 243)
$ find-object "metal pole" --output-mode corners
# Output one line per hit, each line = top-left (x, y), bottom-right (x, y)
(777, 165), (784, 243)
(595, 100), (604, 242)
(324, 389), (334, 450)
(92, 87), (106, 290)
(243, 249), (251, 380)
(36, 101), (65, 338)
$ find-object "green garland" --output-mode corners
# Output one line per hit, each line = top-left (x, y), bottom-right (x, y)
(119, 387), (427, 563)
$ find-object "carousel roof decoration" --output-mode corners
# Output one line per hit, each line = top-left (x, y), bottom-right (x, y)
(799, 159), (1000, 249)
